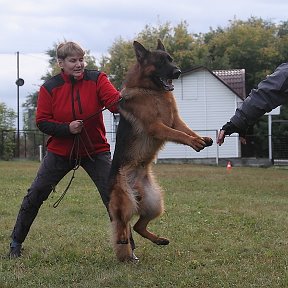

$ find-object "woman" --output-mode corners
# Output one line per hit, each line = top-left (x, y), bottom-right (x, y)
(9, 41), (137, 260)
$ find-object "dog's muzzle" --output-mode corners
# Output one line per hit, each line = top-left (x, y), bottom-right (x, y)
(172, 68), (181, 79)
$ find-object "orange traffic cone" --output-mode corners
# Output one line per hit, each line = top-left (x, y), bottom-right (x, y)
(226, 161), (232, 172)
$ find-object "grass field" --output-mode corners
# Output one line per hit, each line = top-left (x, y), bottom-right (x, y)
(0, 160), (288, 288)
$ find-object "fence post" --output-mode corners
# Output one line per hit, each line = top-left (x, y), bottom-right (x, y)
(268, 114), (272, 161)
(215, 130), (219, 166)
(39, 145), (43, 162)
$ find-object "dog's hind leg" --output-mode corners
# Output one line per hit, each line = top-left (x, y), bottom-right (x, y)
(111, 220), (133, 262)
(133, 172), (169, 245)
(134, 216), (170, 245)
(109, 180), (135, 262)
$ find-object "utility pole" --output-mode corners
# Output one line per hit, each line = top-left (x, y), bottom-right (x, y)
(15, 52), (24, 158)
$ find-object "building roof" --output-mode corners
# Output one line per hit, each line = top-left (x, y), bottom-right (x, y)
(182, 66), (246, 100)
(213, 69), (246, 100)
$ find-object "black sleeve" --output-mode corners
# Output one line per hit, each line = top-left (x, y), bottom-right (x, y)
(37, 121), (72, 137)
(230, 63), (288, 130)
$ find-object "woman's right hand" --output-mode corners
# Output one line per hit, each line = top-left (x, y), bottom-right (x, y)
(69, 120), (83, 134)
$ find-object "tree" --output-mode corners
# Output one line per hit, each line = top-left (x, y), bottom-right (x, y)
(0, 103), (16, 160)
(0, 103), (16, 129)
(101, 37), (135, 89)
(205, 17), (280, 91)
(277, 21), (288, 64)
(165, 21), (196, 70)
(22, 91), (38, 130)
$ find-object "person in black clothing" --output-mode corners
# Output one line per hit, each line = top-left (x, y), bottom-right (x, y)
(217, 63), (288, 145)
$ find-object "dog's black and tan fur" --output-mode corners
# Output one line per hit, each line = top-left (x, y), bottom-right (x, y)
(109, 40), (213, 262)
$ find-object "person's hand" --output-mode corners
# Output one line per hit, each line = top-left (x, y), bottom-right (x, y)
(216, 121), (246, 146)
(69, 120), (83, 134)
(216, 129), (226, 146)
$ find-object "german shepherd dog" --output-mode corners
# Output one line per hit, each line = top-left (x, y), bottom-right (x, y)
(109, 40), (213, 262)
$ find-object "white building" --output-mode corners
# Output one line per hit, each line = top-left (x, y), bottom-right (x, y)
(103, 67), (245, 162)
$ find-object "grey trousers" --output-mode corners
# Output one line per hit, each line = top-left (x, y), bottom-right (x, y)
(11, 151), (135, 250)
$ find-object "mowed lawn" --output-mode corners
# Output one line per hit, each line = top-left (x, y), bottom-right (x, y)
(0, 160), (288, 288)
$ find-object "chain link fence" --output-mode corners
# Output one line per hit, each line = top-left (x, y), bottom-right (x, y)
(1, 130), (288, 163)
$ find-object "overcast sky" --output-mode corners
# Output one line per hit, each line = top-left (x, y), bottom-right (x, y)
(0, 0), (287, 128)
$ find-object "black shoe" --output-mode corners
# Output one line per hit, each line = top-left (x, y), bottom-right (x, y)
(9, 244), (22, 259)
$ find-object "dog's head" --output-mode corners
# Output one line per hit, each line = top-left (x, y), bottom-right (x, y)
(133, 39), (181, 91)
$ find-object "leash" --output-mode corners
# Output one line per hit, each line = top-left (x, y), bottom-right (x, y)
(52, 135), (81, 208)
(52, 97), (123, 208)
(83, 97), (123, 123)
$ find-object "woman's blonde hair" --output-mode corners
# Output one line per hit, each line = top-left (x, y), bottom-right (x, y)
(56, 41), (85, 60)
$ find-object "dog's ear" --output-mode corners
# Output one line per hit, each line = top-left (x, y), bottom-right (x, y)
(133, 41), (149, 63)
(156, 39), (166, 51)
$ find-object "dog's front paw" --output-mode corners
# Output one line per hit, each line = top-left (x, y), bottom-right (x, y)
(204, 137), (213, 147)
(190, 137), (210, 152)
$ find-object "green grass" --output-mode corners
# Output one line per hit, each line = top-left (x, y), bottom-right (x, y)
(0, 161), (288, 287)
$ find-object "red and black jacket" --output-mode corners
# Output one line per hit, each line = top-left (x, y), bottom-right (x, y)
(36, 69), (120, 157)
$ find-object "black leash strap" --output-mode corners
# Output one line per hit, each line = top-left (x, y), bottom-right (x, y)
(83, 97), (123, 123)
(52, 135), (81, 208)
(52, 168), (77, 208)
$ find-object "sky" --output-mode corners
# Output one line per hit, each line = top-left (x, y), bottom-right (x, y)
(0, 0), (287, 128)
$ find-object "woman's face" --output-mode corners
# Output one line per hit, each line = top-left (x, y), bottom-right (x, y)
(59, 54), (85, 78)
